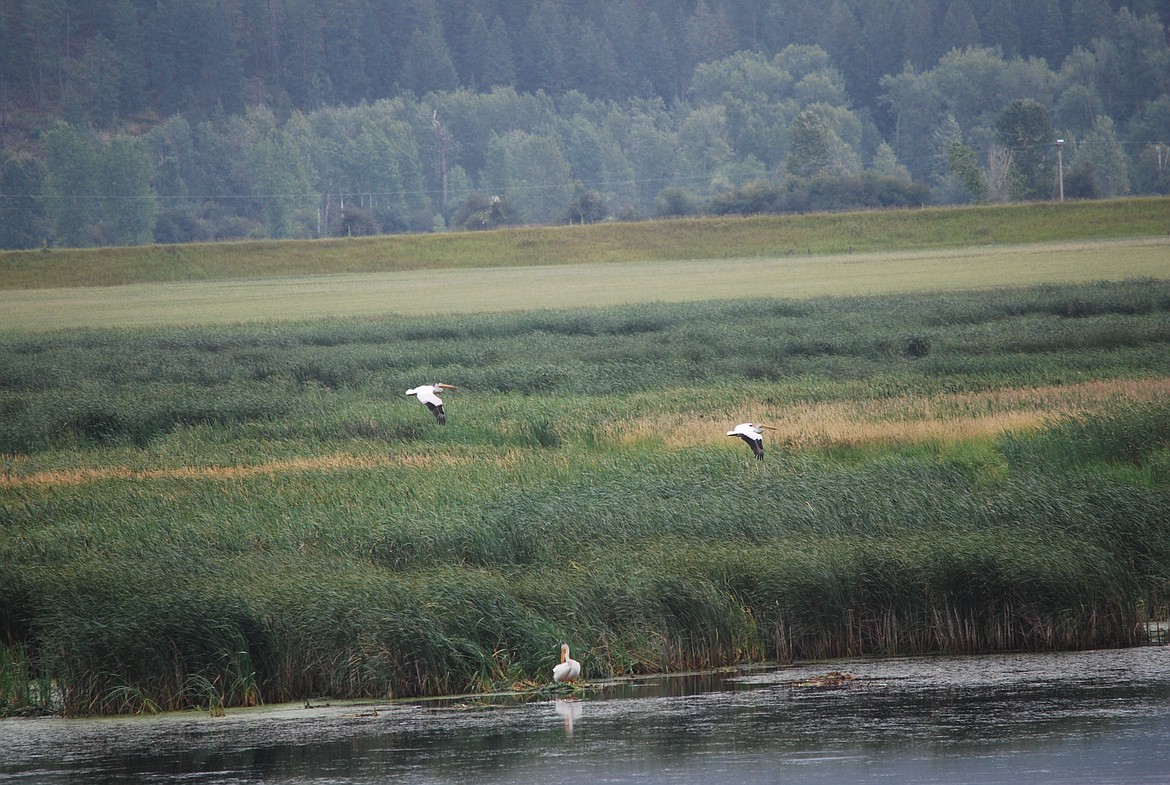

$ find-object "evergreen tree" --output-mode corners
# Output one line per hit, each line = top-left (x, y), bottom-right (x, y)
(516, 2), (568, 94)
(939, 0), (981, 56)
(1028, 0), (1067, 65)
(903, 0), (940, 70)
(598, 0), (645, 94)
(858, 0), (911, 111)
(985, 0), (1023, 57)
(815, 1), (867, 103)
(570, 20), (626, 101)
(459, 10), (494, 90)
(401, 22), (459, 95)
(639, 11), (682, 101)
(871, 141), (911, 181)
(15, 0), (68, 109)
(321, 0), (374, 105)
(1068, 0), (1114, 49)
(684, 0), (737, 74)
(111, 0), (148, 116)
(484, 15), (518, 89)
(68, 33), (122, 126)
(283, 0), (330, 108)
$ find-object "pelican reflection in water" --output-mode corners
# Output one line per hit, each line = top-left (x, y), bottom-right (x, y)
(554, 698), (582, 736)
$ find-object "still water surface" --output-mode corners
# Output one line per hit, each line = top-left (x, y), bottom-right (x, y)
(2, 646), (1167, 784)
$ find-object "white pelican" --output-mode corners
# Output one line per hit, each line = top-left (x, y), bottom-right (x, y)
(552, 643), (581, 683)
(405, 383), (457, 424)
(727, 422), (777, 460)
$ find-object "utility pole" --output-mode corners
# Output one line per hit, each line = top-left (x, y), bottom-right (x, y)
(1055, 139), (1064, 202)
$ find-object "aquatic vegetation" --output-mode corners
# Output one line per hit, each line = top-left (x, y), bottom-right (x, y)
(2, 279), (1169, 715)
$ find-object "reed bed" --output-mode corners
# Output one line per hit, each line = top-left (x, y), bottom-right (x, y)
(2, 279), (1169, 716)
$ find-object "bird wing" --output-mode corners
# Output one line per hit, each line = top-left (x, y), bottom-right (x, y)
(425, 401), (446, 424)
(734, 433), (765, 458)
(415, 386), (442, 407)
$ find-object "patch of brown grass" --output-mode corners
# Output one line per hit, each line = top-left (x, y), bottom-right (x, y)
(1, 451), (459, 489)
(618, 377), (1170, 450)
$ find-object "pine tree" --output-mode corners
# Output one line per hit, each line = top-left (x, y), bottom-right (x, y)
(939, 0), (981, 56)
(684, 0), (737, 73)
(400, 22), (458, 95)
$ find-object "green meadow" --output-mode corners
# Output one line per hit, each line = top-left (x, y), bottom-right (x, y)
(2, 200), (1170, 716)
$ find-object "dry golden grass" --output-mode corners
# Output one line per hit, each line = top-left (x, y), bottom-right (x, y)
(616, 377), (1170, 451)
(0, 453), (416, 488)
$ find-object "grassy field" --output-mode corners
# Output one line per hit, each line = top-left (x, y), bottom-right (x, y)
(1, 197), (1167, 291)
(2, 201), (1169, 716)
(1, 237), (1168, 332)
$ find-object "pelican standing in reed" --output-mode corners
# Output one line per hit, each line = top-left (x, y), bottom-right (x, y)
(553, 643), (581, 683)
(727, 422), (778, 460)
(405, 383), (457, 424)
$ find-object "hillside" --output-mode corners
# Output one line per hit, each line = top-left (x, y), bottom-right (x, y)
(1, 1), (1167, 250)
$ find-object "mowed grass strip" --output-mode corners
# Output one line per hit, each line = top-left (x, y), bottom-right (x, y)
(3, 237), (1168, 332)
(2, 198), (1167, 291)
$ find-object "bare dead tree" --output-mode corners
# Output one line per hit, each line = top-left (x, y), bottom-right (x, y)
(432, 109), (450, 210)
(987, 144), (1015, 203)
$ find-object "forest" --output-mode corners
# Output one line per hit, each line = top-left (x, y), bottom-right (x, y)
(0, 0), (1168, 249)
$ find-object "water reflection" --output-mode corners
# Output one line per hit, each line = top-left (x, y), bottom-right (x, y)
(553, 699), (582, 737)
(2, 647), (1168, 784)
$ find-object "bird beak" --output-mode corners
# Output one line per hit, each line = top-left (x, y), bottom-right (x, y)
(437, 383), (458, 390)
(758, 424), (779, 430)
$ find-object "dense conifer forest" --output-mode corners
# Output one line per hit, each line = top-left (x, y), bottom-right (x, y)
(1, 0), (1167, 248)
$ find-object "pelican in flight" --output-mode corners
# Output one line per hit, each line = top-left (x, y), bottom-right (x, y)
(405, 383), (457, 424)
(727, 422), (778, 460)
(553, 643), (581, 683)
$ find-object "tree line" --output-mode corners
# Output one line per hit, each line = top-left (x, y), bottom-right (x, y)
(0, 0), (1167, 248)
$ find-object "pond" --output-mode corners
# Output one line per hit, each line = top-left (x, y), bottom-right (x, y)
(2, 646), (1167, 784)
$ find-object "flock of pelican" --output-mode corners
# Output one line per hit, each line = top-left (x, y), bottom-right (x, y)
(404, 383), (778, 685)
(405, 382), (778, 460)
